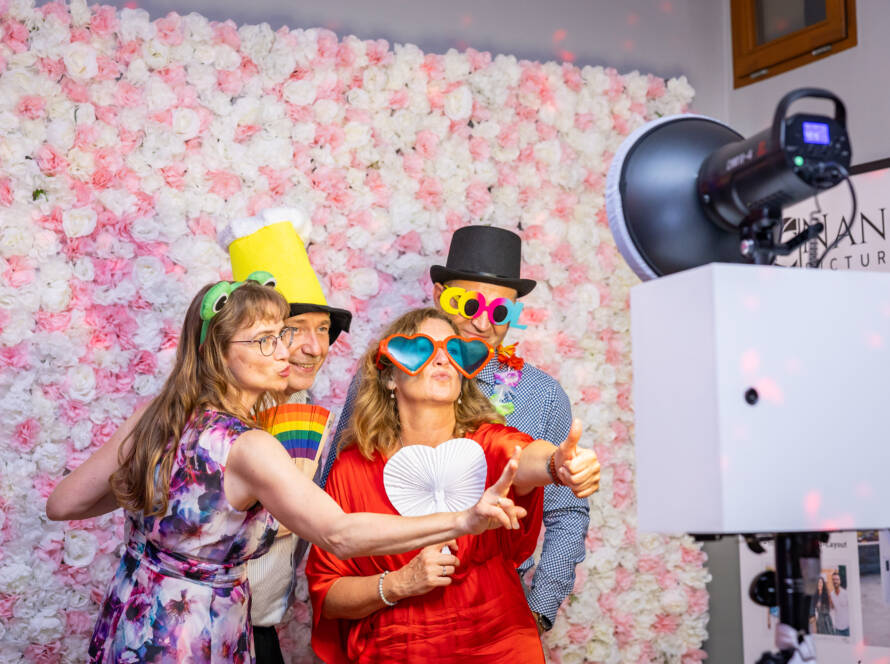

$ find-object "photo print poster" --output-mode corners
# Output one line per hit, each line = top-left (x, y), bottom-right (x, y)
(739, 531), (890, 663)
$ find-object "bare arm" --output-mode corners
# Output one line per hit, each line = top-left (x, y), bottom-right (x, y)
(224, 430), (526, 560)
(45, 407), (145, 521)
(323, 542), (460, 619)
(512, 419), (601, 498)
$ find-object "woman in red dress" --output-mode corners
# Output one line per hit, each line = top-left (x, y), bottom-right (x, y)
(307, 308), (600, 663)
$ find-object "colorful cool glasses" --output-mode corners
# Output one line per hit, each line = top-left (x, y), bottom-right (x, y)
(375, 334), (494, 379)
(438, 286), (527, 329)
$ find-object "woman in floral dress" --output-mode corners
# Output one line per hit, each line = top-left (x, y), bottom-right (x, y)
(47, 279), (528, 663)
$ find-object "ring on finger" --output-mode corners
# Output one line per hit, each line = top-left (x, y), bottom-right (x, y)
(441, 566), (448, 576)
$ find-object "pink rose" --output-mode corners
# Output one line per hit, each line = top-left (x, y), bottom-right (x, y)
(653, 613), (681, 635)
(33, 473), (60, 498)
(12, 418), (40, 452)
(566, 623), (591, 644)
(613, 611), (636, 648)
(61, 76), (90, 102)
(416, 177), (442, 211)
(469, 136), (489, 161)
(187, 215), (217, 238)
(414, 130), (439, 160)
(114, 80), (143, 107)
(2, 255), (35, 287)
(66, 609), (94, 632)
(217, 69), (243, 96)
(315, 124), (344, 151)
(0, 178), (11, 206)
(389, 90), (409, 110)
(36, 144), (68, 176)
(16, 94), (46, 120)
(465, 181), (492, 217)
(207, 170), (242, 198)
(0, 593), (17, 619)
(214, 22), (241, 49)
(155, 13), (184, 45)
(2, 19), (29, 54)
(0, 343), (30, 370)
(637, 554), (666, 576)
(130, 350), (158, 375)
(24, 643), (62, 664)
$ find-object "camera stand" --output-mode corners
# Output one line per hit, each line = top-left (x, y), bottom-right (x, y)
(748, 533), (828, 664)
(739, 206), (823, 266)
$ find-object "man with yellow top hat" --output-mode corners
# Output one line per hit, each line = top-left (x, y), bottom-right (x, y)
(223, 207), (352, 664)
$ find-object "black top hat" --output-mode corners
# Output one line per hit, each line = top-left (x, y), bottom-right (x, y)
(288, 303), (352, 345)
(430, 226), (536, 297)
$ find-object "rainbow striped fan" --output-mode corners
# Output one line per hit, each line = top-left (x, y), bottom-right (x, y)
(259, 403), (332, 477)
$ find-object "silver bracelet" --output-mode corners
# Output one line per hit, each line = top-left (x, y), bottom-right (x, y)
(378, 570), (397, 607)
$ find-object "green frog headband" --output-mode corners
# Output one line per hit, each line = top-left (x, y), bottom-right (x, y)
(199, 270), (277, 346)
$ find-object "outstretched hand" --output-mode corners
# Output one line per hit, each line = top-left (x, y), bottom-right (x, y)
(462, 446), (528, 535)
(553, 419), (600, 498)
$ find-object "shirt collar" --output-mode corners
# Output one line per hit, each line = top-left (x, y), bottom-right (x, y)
(476, 357), (500, 385)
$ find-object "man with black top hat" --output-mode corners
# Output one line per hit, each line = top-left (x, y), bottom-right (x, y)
(322, 225), (590, 635)
(225, 209), (353, 663)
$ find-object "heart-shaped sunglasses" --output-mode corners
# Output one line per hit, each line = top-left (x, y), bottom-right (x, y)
(375, 334), (493, 379)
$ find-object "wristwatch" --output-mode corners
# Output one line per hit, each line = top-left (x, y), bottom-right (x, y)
(531, 611), (550, 633)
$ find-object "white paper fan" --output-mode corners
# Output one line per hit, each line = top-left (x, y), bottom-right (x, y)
(383, 438), (487, 518)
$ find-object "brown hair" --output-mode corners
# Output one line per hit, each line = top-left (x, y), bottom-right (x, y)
(341, 307), (503, 461)
(110, 280), (289, 516)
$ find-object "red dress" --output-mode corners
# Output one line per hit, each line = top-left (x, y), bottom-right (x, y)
(307, 423), (545, 664)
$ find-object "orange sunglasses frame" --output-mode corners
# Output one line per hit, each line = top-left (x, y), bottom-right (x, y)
(375, 333), (493, 379)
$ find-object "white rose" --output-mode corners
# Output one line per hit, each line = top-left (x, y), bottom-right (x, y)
(313, 98), (340, 124)
(63, 529), (98, 568)
(69, 419), (93, 451)
(660, 586), (689, 615)
(133, 255), (166, 288)
(67, 364), (96, 402)
(0, 309), (34, 346)
(61, 206), (97, 238)
(41, 281), (71, 312)
(444, 86), (473, 121)
(0, 562), (31, 594)
(348, 268), (380, 300)
(66, 147), (94, 180)
(0, 222), (33, 256)
(282, 79), (317, 106)
(144, 77), (177, 112)
(171, 108), (201, 140)
(32, 441), (66, 473)
(142, 40), (171, 70)
(26, 612), (65, 644)
(62, 42), (98, 81)
(45, 118), (76, 151)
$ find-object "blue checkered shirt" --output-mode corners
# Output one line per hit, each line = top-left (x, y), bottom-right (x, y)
(320, 357), (589, 629)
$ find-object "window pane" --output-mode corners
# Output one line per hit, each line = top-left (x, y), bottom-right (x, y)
(755, 0), (827, 44)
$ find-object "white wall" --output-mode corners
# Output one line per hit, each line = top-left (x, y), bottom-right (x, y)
(726, 0), (889, 166)
(86, 0), (728, 120)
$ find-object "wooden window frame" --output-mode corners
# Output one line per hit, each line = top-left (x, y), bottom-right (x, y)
(731, 0), (857, 88)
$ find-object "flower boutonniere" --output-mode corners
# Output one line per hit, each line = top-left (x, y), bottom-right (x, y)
(489, 343), (524, 416)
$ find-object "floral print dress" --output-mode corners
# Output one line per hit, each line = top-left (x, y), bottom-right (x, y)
(89, 410), (279, 663)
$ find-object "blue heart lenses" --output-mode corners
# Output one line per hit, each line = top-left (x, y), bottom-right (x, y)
(445, 338), (491, 375)
(381, 335), (491, 377)
(387, 335), (435, 372)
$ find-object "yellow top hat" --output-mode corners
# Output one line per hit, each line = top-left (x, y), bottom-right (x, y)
(221, 208), (352, 343)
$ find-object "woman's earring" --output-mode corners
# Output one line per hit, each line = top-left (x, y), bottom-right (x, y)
(390, 389), (395, 400)
(457, 396), (462, 405)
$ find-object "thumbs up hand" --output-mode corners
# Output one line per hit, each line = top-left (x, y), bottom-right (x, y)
(552, 419), (600, 498)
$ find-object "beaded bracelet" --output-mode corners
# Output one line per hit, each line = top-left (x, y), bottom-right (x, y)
(547, 451), (564, 486)
(378, 570), (397, 607)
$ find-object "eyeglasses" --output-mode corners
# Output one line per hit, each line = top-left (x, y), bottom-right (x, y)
(231, 327), (295, 356)
(375, 334), (493, 379)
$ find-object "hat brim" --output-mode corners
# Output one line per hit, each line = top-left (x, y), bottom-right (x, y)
(288, 303), (352, 345)
(429, 266), (536, 298)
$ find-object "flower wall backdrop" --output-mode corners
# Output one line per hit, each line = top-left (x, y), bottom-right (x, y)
(0, 0), (708, 661)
